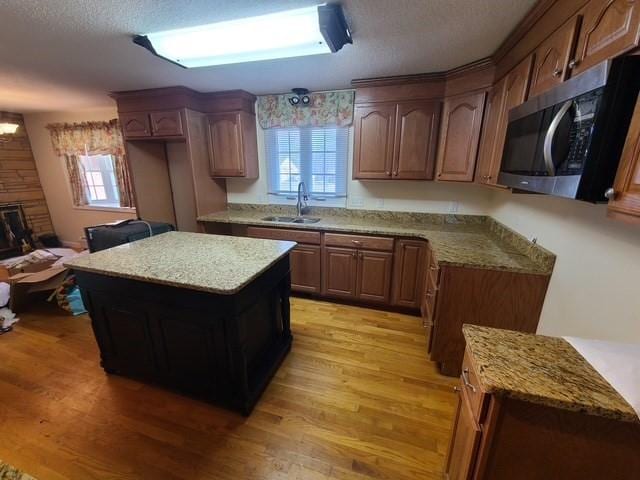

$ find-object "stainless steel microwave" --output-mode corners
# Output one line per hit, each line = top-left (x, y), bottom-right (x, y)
(498, 56), (640, 202)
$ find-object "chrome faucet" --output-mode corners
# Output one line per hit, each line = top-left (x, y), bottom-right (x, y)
(296, 181), (309, 217)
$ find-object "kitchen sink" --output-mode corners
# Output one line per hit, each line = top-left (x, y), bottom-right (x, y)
(292, 217), (321, 224)
(261, 216), (321, 224)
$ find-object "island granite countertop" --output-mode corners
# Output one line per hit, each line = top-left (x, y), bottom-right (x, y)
(198, 204), (555, 275)
(64, 231), (296, 295)
(463, 325), (639, 423)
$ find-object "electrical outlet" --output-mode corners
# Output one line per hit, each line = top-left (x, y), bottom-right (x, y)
(448, 201), (459, 213)
(375, 199), (384, 208)
(350, 196), (364, 207)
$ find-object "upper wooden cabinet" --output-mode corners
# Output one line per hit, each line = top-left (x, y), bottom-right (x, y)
(477, 55), (533, 187)
(206, 111), (258, 178)
(475, 80), (507, 186)
(608, 94), (640, 223)
(529, 17), (580, 98)
(149, 110), (184, 137)
(121, 110), (184, 139)
(353, 104), (396, 179)
(394, 101), (441, 179)
(353, 101), (440, 180)
(120, 112), (152, 139)
(436, 91), (486, 182)
(572, 0), (640, 76)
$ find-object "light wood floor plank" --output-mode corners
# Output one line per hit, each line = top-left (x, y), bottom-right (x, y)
(0, 297), (456, 479)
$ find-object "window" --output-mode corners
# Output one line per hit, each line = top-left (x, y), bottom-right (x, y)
(265, 126), (348, 198)
(79, 154), (121, 207)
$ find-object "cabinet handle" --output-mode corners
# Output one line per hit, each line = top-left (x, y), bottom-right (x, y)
(604, 187), (616, 201)
(352, 252), (357, 258)
(568, 59), (580, 69)
(453, 386), (461, 393)
(462, 368), (477, 393)
(351, 240), (362, 245)
(553, 68), (563, 77)
(429, 265), (437, 271)
(426, 291), (435, 297)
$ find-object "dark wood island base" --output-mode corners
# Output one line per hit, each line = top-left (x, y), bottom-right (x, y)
(74, 256), (292, 416)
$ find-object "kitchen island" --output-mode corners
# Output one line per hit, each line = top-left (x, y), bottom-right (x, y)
(65, 231), (296, 415)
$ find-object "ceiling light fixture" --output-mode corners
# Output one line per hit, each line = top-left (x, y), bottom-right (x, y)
(133, 4), (352, 68)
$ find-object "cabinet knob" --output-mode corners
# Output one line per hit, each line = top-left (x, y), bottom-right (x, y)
(393, 170), (398, 176)
(604, 187), (616, 200)
(385, 170), (391, 176)
(568, 59), (580, 69)
(553, 68), (563, 77)
(453, 386), (461, 393)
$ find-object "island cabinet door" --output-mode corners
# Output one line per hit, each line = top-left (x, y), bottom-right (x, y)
(290, 245), (322, 293)
(323, 247), (358, 298)
(445, 387), (482, 480)
(356, 250), (393, 304)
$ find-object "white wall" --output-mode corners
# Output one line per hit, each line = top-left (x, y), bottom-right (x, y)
(489, 190), (640, 343)
(24, 108), (137, 246)
(226, 123), (493, 214)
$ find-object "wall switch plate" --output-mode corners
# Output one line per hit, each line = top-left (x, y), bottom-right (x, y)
(350, 196), (364, 207)
(448, 201), (459, 213)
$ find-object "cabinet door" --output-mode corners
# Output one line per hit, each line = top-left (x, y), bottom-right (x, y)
(487, 56), (534, 186)
(323, 247), (358, 299)
(436, 92), (486, 182)
(445, 389), (482, 480)
(393, 101), (440, 179)
(357, 250), (393, 304)
(392, 239), (427, 308)
(475, 80), (507, 185)
(150, 110), (184, 137)
(207, 112), (246, 177)
(572, 0), (640, 76)
(608, 95), (640, 222)
(353, 104), (396, 179)
(529, 17), (580, 97)
(290, 245), (322, 293)
(120, 112), (151, 139)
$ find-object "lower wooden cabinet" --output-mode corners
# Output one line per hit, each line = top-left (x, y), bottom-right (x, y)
(289, 245), (321, 293)
(445, 388), (482, 480)
(392, 239), (427, 308)
(323, 247), (358, 298)
(323, 246), (392, 304)
(357, 250), (393, 304)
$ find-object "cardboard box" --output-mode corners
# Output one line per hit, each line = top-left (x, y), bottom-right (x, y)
(8, 266), (68, 313)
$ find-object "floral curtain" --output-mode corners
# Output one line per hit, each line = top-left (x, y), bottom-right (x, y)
(47, 120), (134, 208)
(257, 90), (354, 129)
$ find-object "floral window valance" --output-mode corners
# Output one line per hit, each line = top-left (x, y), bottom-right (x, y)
(257, 90), (354, 129)
(46, 119), (125, 156)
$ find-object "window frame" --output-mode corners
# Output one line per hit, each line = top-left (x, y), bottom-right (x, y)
(265, 125), (349, 201)
(78, 153), (122, 209)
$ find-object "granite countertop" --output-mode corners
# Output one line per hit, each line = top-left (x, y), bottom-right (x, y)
(198, 205), (555, 275)
(64, 231), (296, 295)
(463, 325), (639, 423)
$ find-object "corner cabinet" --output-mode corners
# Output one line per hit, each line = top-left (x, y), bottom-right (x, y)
(571, 0), (640, 76)
(392, 239), (427, 308)
(206, 111), (258, 178)
(353, 101), (440, 180)
(608, 94), (640, 223)
(435, 91), (486, 182)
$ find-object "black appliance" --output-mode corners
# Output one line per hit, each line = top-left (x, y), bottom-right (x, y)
(84, 220), (174, 253)
(498, 56), (640, 202)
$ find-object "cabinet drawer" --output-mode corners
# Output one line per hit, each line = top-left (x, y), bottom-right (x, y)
(150, 110), (184, 137)
(461, 349), (486, 423)
(247, 226), (321, 245)
(324, 233), (394, 251)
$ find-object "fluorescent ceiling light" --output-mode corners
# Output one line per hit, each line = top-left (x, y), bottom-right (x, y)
(0, 123), (19, 135)
(137, 6), (334, 68)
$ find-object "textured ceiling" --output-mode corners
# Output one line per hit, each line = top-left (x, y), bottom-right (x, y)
(0, 0), (536, 112)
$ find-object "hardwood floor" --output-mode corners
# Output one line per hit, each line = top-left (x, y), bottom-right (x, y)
(0, 297), (457, 480)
